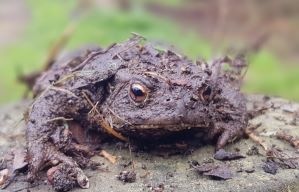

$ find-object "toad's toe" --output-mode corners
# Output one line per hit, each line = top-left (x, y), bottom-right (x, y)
(216, 130), (231, 150)
(216, 129), (243, 150)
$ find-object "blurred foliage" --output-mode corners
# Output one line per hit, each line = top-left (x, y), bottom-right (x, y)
(245, 51), (299, 100)
(135, 0), (184, 7)
(0, 0), (299, 104)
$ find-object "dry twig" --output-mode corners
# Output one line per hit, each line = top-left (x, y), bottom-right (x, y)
(245, 124), (268, 151)
(46, 117), (73, 123)
(82, 92), (128, 142)
(276, 132), (299, 149)
(99, 150), (117, 164)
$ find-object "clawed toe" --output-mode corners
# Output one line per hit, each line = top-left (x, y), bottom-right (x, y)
(216, 129), (243, 150)
(216, 131), (231, 150)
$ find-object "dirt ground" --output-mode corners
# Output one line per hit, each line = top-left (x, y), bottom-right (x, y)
(1, 95), (299, 192)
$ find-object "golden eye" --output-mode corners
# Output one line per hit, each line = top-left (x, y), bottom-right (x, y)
(129, 83), (148, 103)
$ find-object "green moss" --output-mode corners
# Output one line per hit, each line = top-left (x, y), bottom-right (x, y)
(0, 0), (299, 104)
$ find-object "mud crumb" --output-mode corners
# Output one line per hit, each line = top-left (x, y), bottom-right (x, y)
(141, 164), (147, 170)
(202, 158), (214, 164)
(166, 172), (174, 178)
(245, 168), (255, 173)
(116, 170), (136, 183)
(262, 162), (278, 175)
(146, 183), (165, 192)
(246, 146), (260, 156)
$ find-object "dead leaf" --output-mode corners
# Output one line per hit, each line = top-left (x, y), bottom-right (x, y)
(203, 165), (233, 180)
(276, 131), (299, 149)
(266, 147), (298, 169)
(214, 149), (245, 161)
(190, 161), (233, 180)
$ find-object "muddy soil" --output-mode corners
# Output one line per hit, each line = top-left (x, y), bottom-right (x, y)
(1, 95), (299, 192)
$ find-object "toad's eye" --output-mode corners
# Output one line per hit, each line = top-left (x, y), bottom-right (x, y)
(129, 83), (148, 103)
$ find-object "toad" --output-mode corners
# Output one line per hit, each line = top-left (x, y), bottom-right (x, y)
(26, 35), (248, 191)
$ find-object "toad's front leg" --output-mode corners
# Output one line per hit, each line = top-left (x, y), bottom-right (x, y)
(26, 88), (90, 191)
(207, 110), (247, 150)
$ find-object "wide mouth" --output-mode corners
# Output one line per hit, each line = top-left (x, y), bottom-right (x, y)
(130, 123), (206, 130)
(116, 123), (208, 143)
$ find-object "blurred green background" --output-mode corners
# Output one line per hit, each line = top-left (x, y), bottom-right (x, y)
(0, 0), (299, 105)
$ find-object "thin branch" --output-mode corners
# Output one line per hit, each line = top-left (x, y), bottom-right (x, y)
(245, 124), (268, 151)
(82, 92), (128, 142)
(46, 117), (73, 123)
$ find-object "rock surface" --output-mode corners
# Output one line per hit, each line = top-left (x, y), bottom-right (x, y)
(1, 95), (299, 192)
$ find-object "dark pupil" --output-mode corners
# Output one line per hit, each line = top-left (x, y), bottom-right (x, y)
(132, 86), (144, 97)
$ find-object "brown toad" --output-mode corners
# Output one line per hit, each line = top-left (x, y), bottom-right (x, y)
(26, 35), (248, 191)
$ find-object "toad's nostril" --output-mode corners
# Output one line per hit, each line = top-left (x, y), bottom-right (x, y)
(203, 86), (212, 97)
(199, 85), (213, 102)
(166, 98), (171, 102)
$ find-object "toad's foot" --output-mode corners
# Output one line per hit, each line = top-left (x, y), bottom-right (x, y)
(47, 163), (89, 192)
(27, 142), (89, 191)
(207, 122), (244, 150)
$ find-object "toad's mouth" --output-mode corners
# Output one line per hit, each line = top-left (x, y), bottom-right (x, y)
(114, 123), (209, 139)
(128, 123), (207, 131)
(101, 115), (208, 141)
